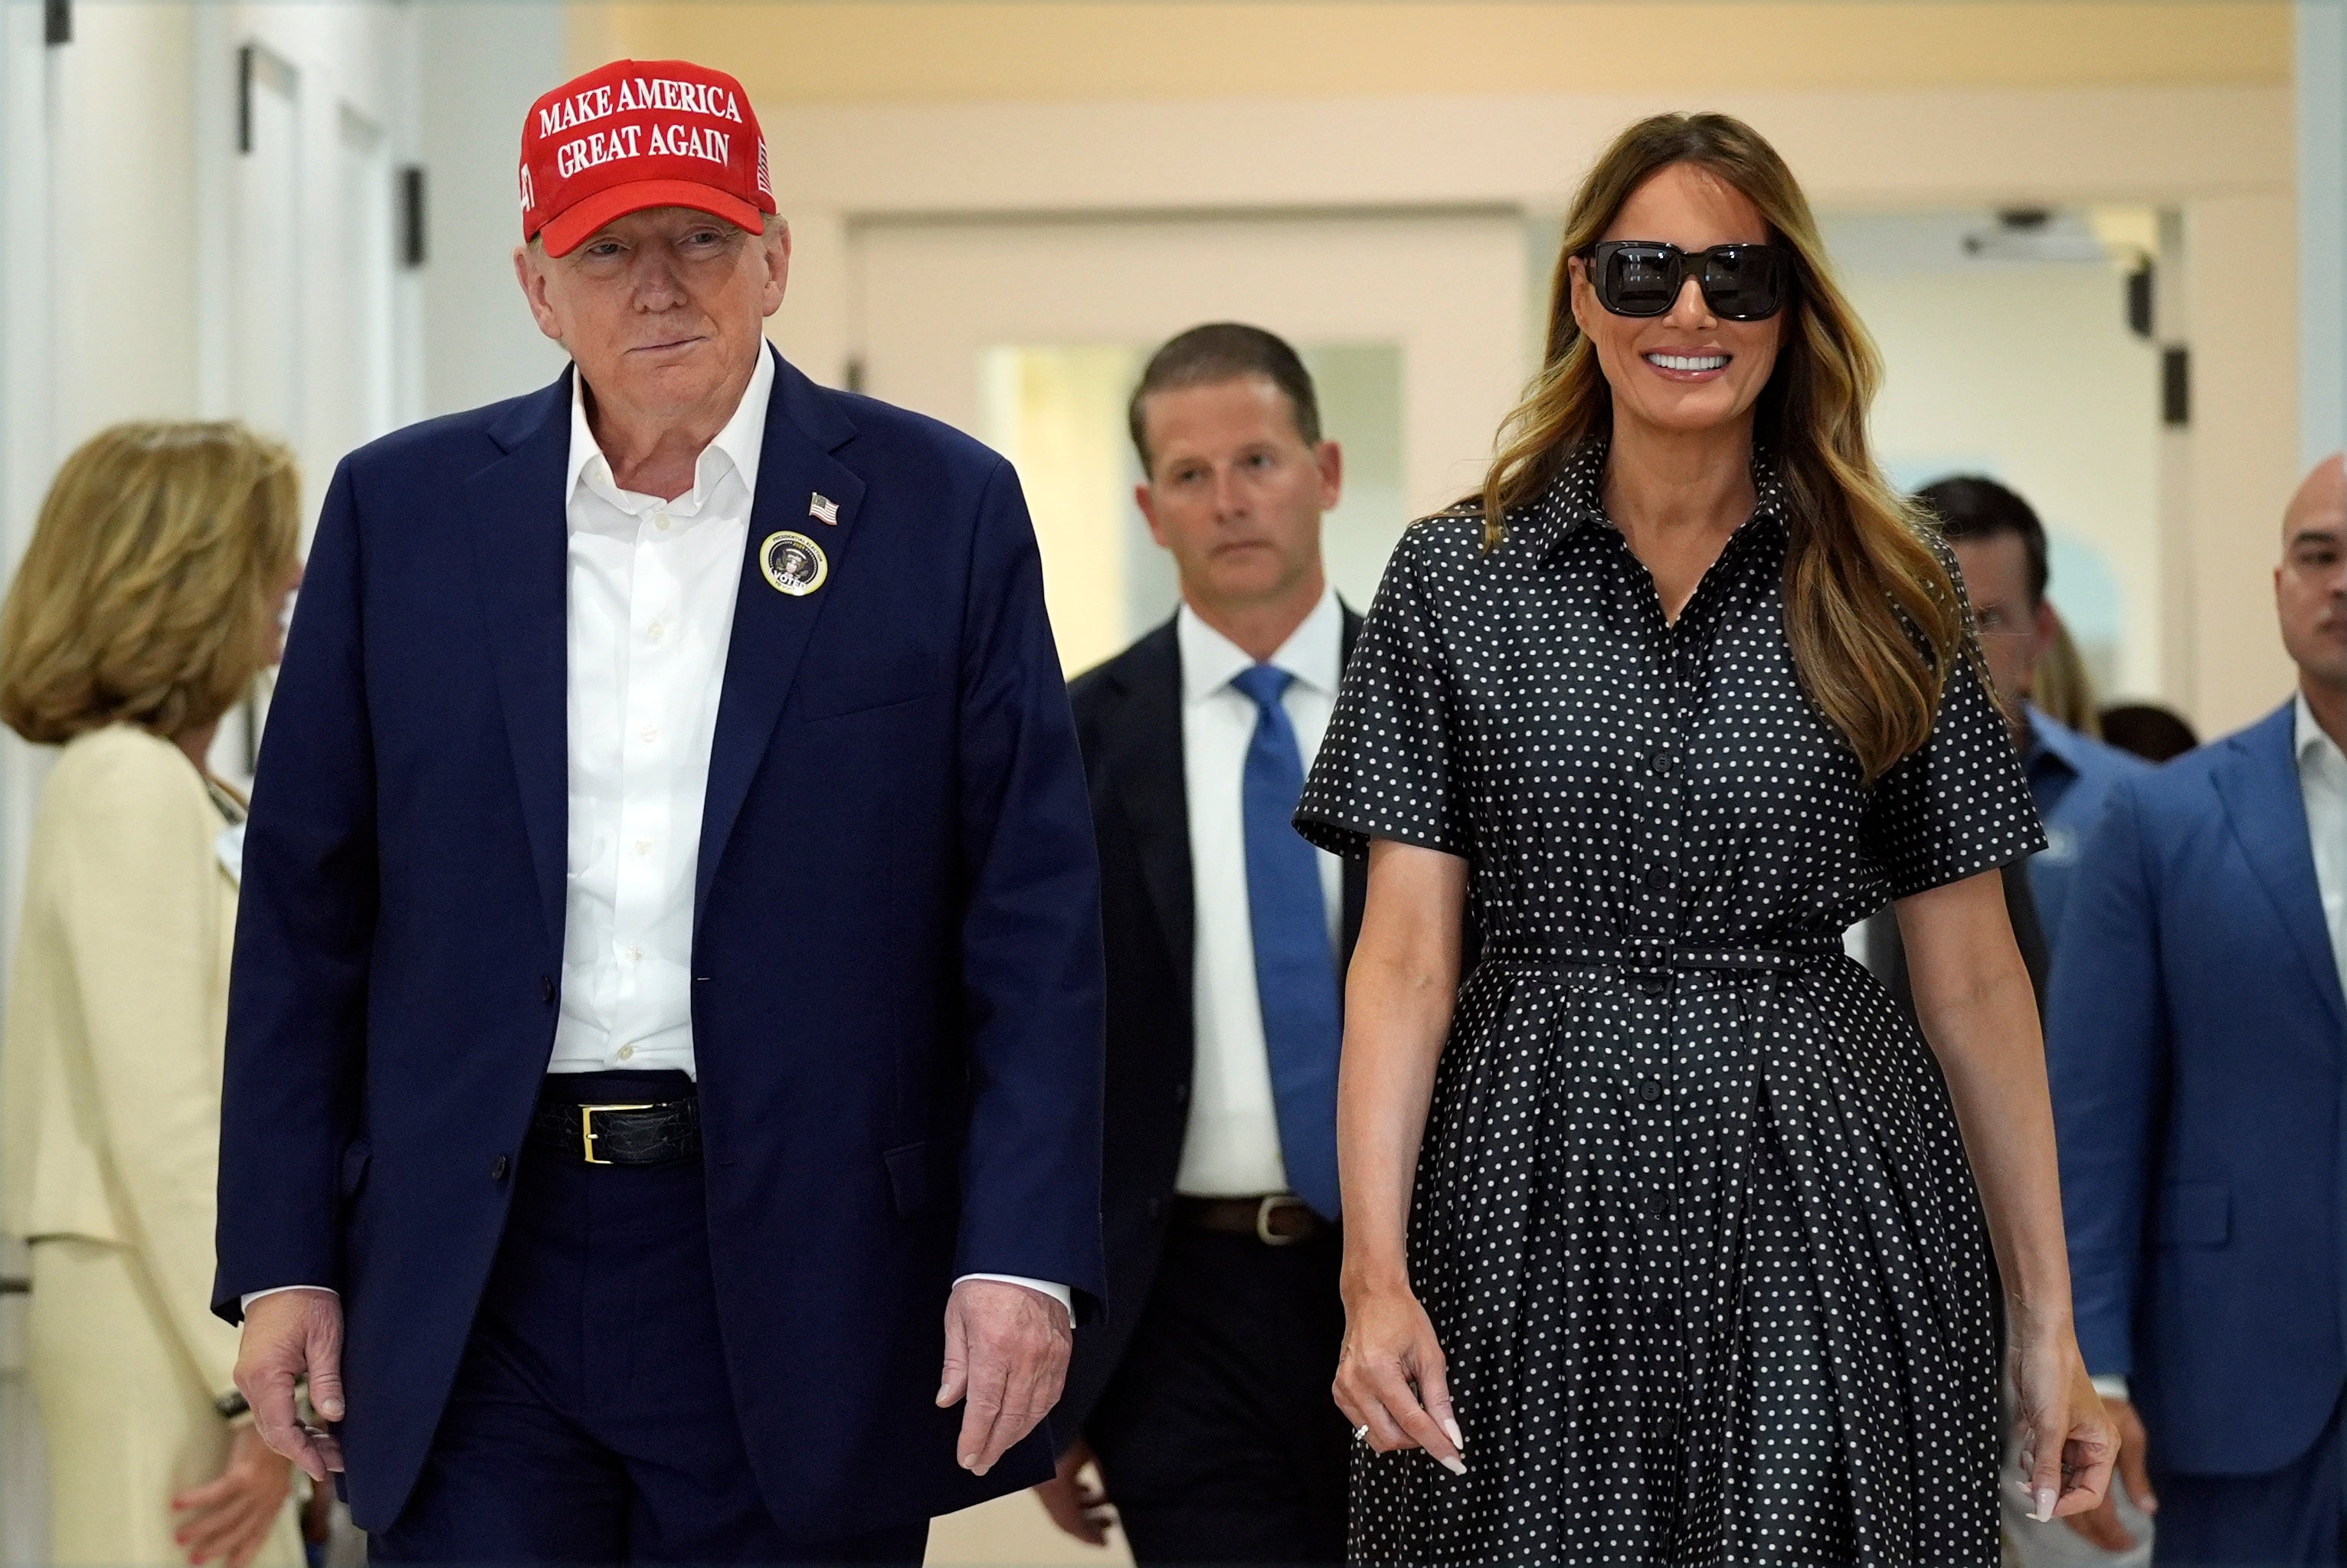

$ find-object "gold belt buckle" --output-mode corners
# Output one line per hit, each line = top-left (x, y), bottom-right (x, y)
(579, 1103), (654, 1165)
(1255, 1194), (1310, 1247)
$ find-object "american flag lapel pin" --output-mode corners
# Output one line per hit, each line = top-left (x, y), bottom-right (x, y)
(809, 492), (839, 525)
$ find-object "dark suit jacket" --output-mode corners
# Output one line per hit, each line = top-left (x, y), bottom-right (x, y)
(2050, 702), (2347, 1476)
(212, 349), (1107, 1534)
(1057, 611), (1364, 1435)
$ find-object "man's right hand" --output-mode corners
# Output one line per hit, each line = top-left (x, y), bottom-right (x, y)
(2063, 1396), (2157, 1550)
(233, 1288), (346, 1484)
(1031, 1436), (1114, 1547)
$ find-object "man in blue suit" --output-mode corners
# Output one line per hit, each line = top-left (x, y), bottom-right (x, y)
(213, 58), (1105, 1563)
(2050, 451), (2347, 1563)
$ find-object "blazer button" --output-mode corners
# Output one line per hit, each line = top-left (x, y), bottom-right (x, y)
(1173, 1082), (1190, 1108)
(489, 1154), (510, 1181)
(539, 976), (556, 1004)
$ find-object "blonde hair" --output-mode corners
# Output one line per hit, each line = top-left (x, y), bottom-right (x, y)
(1482, 113), (1966, 781)
(0, 422), (300, 745)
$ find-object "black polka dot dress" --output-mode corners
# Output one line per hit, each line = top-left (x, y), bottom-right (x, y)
(1295, 443), (2043, 1566)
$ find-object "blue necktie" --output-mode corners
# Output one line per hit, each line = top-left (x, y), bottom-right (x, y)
(1230, 663), (1344, 1219)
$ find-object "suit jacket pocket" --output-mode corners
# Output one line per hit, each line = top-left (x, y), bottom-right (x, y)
(2157, 1180), (2230, 1247)
(794, 652), (939, 722)
(883, 1138), (961, 1218)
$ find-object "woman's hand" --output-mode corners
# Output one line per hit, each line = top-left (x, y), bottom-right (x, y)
(171, 1422), (292, 1567)
(1334, 1276), (1466, 1475)
(2011, 1314), (2118, 1523)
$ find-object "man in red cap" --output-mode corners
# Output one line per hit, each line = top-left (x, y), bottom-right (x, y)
(211, 58), (1106, 1563)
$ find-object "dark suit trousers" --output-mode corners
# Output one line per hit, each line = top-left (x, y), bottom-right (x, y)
(1085, 1224), (1350, 1565)
(2152, 1389), (2347, 1566)
(372, 1072), (929, 1566)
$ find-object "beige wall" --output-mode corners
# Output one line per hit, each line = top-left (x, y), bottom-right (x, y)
(578, 2), (2288, 100)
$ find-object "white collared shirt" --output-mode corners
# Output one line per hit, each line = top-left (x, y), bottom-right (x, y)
(2296, 692), (2347, 1009)
(545, 349), (773, 1078)
(1175, 586), (1345, 1197)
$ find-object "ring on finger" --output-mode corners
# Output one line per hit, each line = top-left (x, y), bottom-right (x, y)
(1353, 1424), (1370, 1442)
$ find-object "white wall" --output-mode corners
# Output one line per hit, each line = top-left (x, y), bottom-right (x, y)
(1825, 213), (2165, 702)
(417, 4), (568, 418)
(2304, 0), (2346, 465)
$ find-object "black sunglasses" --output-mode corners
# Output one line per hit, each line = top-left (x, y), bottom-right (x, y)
(1581, 241), (1791, 321)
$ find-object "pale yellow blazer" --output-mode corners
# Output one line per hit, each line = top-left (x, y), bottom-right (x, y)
(3, 722), (246, 1398)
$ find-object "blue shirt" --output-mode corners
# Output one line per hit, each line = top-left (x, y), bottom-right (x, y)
(2024, 705), (2153, 947)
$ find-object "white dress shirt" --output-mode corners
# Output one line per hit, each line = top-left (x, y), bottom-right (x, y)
(2089, 693), (2347, 1409)
(248, 350), (1065, 1318)
(546, 347), (769, 1076)
(1175, 587), (1344, 1198)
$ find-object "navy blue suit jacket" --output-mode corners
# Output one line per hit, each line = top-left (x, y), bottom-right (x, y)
(213, 350), (1107, 1533)
(2048, 702), (2347, 1475)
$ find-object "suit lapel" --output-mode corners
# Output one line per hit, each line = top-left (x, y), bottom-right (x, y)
(695, 352), (869, 925)
(465, 372), (574, 955)
(2213, 704), (2347, 1037)
(1110, 621), (1195, 1003)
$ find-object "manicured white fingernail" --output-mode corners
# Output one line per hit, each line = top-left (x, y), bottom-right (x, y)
(1440, 1417), (1465, 1450)
(1439, 1454), (1467, 1476)
(2033, 1485), (2056, 1523)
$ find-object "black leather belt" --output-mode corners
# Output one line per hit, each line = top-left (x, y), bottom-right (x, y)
(1173, 1194), (1329, 1246)
(526, 1095), (701, 1166)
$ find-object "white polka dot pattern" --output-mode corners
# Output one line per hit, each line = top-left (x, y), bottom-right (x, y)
(1295, 444), (2044, 1565)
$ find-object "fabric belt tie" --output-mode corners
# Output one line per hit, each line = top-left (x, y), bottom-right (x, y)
(1482, 937), (1841, 986)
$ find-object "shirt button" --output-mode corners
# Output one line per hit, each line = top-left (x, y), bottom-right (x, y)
(646, 621), (665, 643)
(655, 513), (672, 532)
(639, 725), (659, 743)
(635, 840), (653, 856)
(617, 1044), (636, 1062)
(624, 946), (642, 961)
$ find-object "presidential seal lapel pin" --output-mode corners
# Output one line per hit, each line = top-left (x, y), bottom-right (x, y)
(808, 492), (839, 525)
(760, 530), (829, 597)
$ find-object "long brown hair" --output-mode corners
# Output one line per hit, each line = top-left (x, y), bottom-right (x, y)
(1482, 113), (1964, 781)
(0, 422), (300, 745)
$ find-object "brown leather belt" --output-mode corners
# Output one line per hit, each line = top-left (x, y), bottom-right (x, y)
(1172, 1194), (1330, 1246)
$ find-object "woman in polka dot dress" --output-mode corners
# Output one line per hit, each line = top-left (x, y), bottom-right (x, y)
(1297, 113), (2117, 1565)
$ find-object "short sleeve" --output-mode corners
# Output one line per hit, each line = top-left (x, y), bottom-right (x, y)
(1861, 641), (2047, 900)
(1296, 523), (1471, 861)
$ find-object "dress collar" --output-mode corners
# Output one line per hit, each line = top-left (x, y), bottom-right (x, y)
(1513, 437), (1788, 564)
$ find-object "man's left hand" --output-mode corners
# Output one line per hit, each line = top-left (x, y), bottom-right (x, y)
(936, 1279), (1073, 1476)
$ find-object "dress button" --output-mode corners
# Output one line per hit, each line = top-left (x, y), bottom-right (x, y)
(1638, 1079), (1663, 1105)
(1651, 745), (1678, 775)
(489, 1154), (510, 1181)
(1638, 970), (1671, 996)
(1643, 865), (1671, 891)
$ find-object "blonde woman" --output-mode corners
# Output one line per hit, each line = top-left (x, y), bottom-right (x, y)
(2, 423), (305, 1567)
(1298, 116), (2117, 1561)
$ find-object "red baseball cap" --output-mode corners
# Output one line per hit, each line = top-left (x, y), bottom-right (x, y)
(519, 59), (775, 258)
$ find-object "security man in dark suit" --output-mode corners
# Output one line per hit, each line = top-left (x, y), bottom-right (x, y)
(1034, 326), (1359, 1563)
(214, 58), (1104, 1563)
